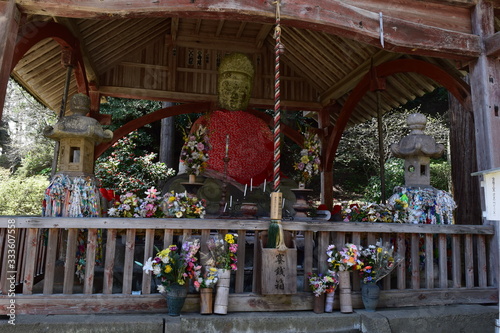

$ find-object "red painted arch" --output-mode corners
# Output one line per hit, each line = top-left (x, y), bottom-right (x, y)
(324, 58), (471, 170)
(12, 21), (89, 94)
(94, 102), (212, 159)
(94, 103), (305, 159)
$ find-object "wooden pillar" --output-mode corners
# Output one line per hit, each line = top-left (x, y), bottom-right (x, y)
(159, 101), (176, 170)
(318, 105), (336, 210)
(448, 85), (482, 225)
(0, 0), (20, 121)
(470, 1), (500, 171)
(470, 0), (500, 289)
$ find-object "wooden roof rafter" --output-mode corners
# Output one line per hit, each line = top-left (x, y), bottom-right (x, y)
(15, 0), (482, 60)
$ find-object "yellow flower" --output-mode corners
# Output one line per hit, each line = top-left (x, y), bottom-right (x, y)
(175, 211), (183, 218)
(158, 249), (170, 257)
(300, 155), (310, 163)
(225, 234), (235, 244)
(169, 196), (176, 202)
(377, 247), (382, 253)
(164, 265), (172, 273)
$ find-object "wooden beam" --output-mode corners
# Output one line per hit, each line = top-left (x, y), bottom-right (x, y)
(0, 0), (20, 121)
(9, 288), (499, 315)
(14, 0), (481, 60)
(215, 19), (225, 37)
(319, 49), (401, 106)
(171, 17), (179, 41)
(3, 217), (494, 234)
(54, 17), (99, 87)
(99, 85), (322, 110)
(484, 31), (500, 57)
(255, 24), (273, 49)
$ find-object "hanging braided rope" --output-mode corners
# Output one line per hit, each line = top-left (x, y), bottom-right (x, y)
(268, 0), (287, 251)
(273, 0), (282, 193)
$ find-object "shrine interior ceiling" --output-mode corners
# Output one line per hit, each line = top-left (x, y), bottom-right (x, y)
(9, 1), (500, 128)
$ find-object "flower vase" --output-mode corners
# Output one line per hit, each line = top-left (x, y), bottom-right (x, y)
(361, 282), (381, 311)
(214, 269), (231, 314)
(291, 188), (313, 218)
(325, 290), (335, 313)
(165, 284), (187, 316)
(298, 182), (306, 189)
(200, 288), (213, 314)
(189, 174), (196, 184)
(313, 293), (326, 314)
(338, 271), (353, 313)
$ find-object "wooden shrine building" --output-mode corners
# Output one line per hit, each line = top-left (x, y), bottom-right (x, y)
(0, 0), (499, 316)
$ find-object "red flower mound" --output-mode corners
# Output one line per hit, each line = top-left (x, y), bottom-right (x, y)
(193, 110), (273, 185)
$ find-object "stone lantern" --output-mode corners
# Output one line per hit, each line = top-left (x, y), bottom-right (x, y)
(42, 94), (113, 217)
(44, 94), (113, 176)
(390, 113), (444, 187)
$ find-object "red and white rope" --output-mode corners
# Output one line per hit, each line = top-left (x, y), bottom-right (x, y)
(273, 0), (282, 192)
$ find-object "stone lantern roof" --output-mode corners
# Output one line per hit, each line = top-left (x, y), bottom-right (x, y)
(43, 94), (113, 144)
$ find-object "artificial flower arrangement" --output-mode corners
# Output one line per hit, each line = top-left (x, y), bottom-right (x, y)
(162, 191), (206, 218)
(140, 239), (202, 293)
(341, 202), (394, 223)
(387, 186), (456, 224)
(358, 241), (403, 284)
(203, 234), (238, 271)
(108, 187), (164, 218)
(338, 186), (456, 224)
(108, 187), (206, 218)
(293, 130), (321, 186)
(308, 271), (339, 297)
(326, 243), (363, 272)
(194, 266), (219, 291)
(180, 124), (210, 175)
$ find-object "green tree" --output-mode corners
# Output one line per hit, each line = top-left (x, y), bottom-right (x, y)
(0, 168), (48, 216)
(1, 80), (56, 175)
(334, 107), (450, 200)
(95, 131), (176, 195)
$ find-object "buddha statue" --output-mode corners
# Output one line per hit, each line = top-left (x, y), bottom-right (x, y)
(191, 53), (273, 186)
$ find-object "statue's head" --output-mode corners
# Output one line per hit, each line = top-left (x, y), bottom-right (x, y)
(217, 53), (254, 111)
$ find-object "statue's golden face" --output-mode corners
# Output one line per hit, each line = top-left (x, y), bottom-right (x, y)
(218, 72), (252, 111)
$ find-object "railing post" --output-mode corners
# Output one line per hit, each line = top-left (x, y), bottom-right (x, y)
(63, 229), (78, 294)
(122, 229), (136, 294)
(22, 228), (38, 295)
(142, 229), (155, 295)
(83, 229), (98, 294)
(103, 229), (117, 294)
(43, 228), (59, 294)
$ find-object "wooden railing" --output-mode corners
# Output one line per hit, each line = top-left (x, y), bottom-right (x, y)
(0, 217), (497, 314)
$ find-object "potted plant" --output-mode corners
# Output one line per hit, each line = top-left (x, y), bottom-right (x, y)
(140, 239), (201, 316)
(358, 241), (403, 311)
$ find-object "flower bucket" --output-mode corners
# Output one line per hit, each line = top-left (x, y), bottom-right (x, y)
(214, 269), (231, 314)
(361, 282), (380, 311)
(338, 271), (353, 313)
(313, 293), (325, 314)
(200, 288), (213, 314)
(325, 290), (335, 313)
(166, 284), (187, 316)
